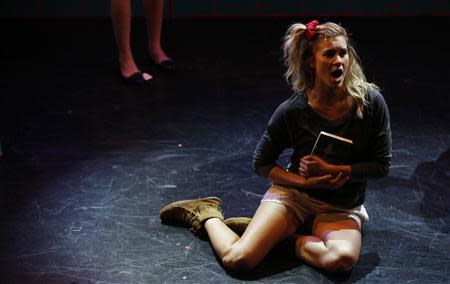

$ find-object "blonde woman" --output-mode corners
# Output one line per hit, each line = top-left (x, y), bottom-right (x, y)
(160, 20), (391, 272)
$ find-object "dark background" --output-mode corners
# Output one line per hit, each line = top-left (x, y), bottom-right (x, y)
(1, 0), (449, 18)
(1, 2), (450, 283)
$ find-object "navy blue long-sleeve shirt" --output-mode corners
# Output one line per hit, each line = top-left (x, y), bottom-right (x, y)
(253, 88), (392, 208)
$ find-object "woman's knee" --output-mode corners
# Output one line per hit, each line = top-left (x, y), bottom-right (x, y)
(222, 246), (260, 271)
(321, 246), (359, 272)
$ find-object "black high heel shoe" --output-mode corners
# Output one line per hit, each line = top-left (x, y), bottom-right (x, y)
(149, 55), (176, 71)
(121, 72), (152, 86)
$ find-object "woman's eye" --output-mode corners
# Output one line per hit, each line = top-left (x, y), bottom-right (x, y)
(324, 51), (335, 58)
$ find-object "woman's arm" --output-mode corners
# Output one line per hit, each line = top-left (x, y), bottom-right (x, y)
(268, 165), (350, 190)
(299, 155), (351, 178)
(352, 90), (392, 180)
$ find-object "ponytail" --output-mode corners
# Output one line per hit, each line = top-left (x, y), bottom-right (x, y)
(283, 24), (313, 92)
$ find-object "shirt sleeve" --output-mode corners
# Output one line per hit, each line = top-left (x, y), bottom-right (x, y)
(351, 89), (392, 180)
(253, 103), (291, 177)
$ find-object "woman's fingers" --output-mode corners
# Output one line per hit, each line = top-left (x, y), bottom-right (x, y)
(330, 172), (350, 188)
(304, 172), (349, 189)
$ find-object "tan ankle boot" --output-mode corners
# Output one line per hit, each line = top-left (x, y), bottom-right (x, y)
(224, 217), (251, 237)
(160, 197), (224, 235)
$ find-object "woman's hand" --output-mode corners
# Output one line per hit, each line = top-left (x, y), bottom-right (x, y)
(300, 172), (350, 190)
(299, 155), (331, 177)
(267, 165), (350, 190)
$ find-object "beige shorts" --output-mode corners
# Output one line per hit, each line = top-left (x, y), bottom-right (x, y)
(261, 184), (369, 228)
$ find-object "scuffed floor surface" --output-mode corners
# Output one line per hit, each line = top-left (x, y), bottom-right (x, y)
(1, 18), (449, 283)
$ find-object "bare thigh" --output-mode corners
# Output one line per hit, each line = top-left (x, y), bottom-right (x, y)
(227, 201), (300, 268)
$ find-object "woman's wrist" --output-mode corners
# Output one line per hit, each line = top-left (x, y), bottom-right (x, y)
(295, 174), (308, 188)
(328, 164), (352, 176)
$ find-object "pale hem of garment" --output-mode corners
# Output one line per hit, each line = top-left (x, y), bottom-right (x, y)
(261, 184), (369, 228)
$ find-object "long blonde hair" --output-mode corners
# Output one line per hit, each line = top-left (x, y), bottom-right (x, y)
(283, 21), (378, 118)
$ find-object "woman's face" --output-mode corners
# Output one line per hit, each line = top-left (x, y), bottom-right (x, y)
(310, 35), (349, 90)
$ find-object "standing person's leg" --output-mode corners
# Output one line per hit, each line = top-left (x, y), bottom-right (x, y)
(142, 0), (174, 69)
(111, 0), (152, 80)
(293, 213), (361, 272)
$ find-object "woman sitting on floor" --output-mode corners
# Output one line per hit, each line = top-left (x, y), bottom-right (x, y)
(159, 20), (391, 272)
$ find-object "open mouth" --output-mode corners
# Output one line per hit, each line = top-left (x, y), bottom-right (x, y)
(331, 69), (343, 78)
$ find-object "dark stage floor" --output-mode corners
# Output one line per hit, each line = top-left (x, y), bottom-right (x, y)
(1, 17), (449, 283)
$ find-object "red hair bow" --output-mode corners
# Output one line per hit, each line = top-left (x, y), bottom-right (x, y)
(305, 20), (319, 39)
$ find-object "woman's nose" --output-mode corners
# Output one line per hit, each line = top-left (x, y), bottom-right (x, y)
(333, 55), (343, 65)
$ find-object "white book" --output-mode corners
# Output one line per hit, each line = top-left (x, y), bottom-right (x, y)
(311, 131), (353, 165)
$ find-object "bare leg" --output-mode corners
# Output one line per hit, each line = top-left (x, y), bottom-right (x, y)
(293, 213), (361, 272)
(204, 202), (300, 271)
(111, 0), (152, 79)
(142, 0), (171, 63)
